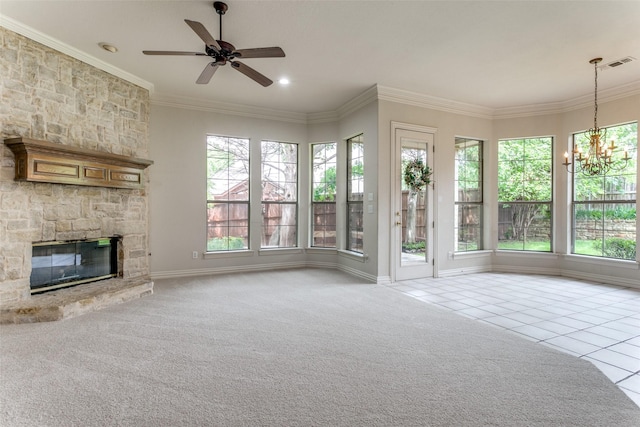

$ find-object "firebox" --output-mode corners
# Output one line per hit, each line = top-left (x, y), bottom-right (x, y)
(30, 237), (119, 294)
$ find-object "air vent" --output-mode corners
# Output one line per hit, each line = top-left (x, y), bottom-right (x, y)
(604, 56), (636, 68)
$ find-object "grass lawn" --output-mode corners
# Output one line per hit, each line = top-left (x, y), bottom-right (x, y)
(497, 240), (551, 251)
(573, 240), (602, 256)
(496, 239), (604, 256)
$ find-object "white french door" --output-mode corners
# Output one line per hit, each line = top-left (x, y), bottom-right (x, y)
(391, 125), (436, 282)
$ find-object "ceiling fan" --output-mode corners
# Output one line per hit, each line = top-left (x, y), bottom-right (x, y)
(143, 1), (285, 86)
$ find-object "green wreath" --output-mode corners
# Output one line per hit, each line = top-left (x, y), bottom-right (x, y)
(404, 159), (432, 192)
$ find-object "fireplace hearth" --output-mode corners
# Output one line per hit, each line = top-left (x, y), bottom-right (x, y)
(0, 277), (153, 324)
(3, 231), (155, 324)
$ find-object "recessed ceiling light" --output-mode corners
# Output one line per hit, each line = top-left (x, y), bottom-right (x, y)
(278, 77), (290, 85)
(99, 43), (118, 53)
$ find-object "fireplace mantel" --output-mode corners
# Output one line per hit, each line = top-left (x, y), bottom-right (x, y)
(4, 137), (153, 189)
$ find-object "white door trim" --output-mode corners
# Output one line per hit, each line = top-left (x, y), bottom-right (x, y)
(390, 121), (438, 282)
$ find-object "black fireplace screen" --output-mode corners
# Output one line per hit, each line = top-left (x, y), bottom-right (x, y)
(31, 238), (118, 293)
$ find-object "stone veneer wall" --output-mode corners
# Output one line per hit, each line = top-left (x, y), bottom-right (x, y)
(0, 27), (151, 303)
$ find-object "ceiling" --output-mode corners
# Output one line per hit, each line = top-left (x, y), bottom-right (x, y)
(1, 1), (639, 115)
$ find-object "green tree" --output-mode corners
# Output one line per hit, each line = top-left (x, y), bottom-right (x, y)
(498, 138), (552, 247)
(313, 166), (336, 201)
(312, 143), (337, 202)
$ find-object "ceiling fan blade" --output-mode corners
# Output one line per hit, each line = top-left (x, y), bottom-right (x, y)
(184, 19), (221, 51)
(196, 62), (219, 84)
(230, 61), (273, 87)
(143, 50), (206, 56)
(233, 47), (285, 59)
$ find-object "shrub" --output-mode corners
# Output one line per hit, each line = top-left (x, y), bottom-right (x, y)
(575, 210), (602, 220)
(576, 208), (636, 221)
(601, 238), (636, 260)
(607, 207), (636, 220)
(590, 240), (602, 254)
(402, 241), (425, 252)
(208, 236), (246, 251)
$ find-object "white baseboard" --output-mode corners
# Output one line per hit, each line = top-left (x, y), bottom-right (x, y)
(151, 261), (308, 280)
(492, 264), (561, 276)
(560, 270), (640, 289)
(151, 261), (380, 283)
(304, 260), (338, 269)
(437, 265), (492, 277)
(151, 263), (639, 289)
(336, 264), (377, 283)
(376, 276), (392, 285)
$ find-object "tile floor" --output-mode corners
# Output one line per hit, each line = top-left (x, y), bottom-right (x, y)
(386, 272), (640, 407)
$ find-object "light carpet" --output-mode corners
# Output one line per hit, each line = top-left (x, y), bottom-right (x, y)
(1, 268), (639, 426)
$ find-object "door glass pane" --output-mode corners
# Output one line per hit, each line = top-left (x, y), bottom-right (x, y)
(401, 144), (428, 265)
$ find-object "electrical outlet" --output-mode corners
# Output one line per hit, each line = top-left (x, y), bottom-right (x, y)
(192, 251), (198, 259)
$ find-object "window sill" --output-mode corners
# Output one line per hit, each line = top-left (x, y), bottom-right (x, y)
(258, 248), (304, 256)
(453, 249), (493, 260)
(495, 250), (559, 260)
(562, 254), (639, 269)
(204, 250), (255, 260)
(338, 249), (368, 263)
(306, 247), (338, 255)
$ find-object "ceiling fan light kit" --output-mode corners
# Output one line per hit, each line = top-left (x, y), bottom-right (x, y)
(143, 1), (285, 87)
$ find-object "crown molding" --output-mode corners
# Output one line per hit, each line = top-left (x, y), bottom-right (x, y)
(306, 86), (379, 124)
(150, 94), (308, 124)
(375, 82), (640, 120)
(306, 111), (340, 124)
(492, 80), (640, 119)
(336, 85), (380, 119)
(0, 17), (154, 93)
(152, 80), (640, 125)
(151, 86), (380, 125)
(376, 85), (495, 119)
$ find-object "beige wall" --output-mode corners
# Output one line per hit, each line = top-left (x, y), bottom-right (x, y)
(0, 28), (151, 303)
(148, 88), (638, 287)
(493, 95), (640, 286)
(149, 103), (311, 277)
(149, 100), (381, 282)
(337, 100), (380, 280)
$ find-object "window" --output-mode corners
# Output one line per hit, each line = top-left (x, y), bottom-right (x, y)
(311, 143), (337, 247)
(206, 135), (250, 251)
(497, 137), (553, 251)
(347, 134), (364, 253)
(261, 141), (298, 248)
(572, 122), (637, 260)
(455, 138), (483, 251)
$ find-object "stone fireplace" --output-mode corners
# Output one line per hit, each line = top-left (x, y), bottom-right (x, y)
(0, 27), (154, 322)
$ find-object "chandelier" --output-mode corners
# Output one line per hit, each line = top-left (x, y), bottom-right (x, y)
(562, 57), (630, 176)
